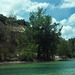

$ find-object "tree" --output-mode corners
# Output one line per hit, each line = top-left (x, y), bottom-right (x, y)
(16, 27), (38, 61)
(16, 19), (26, 25)
(57, 39), (70, 58)
(6, 14), (17, 25)
(29, 8), (62, 60)
(0, 14), (7, 24)
(68, 38), (75, 57)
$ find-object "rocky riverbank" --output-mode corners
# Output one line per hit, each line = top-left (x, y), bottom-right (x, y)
(0, 57), (69, 65)
(0, 61), (27, 65)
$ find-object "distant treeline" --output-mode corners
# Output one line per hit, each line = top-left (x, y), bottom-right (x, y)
(0, 8), (75, 61)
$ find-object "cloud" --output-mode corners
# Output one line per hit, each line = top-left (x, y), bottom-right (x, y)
(60, 13), (75, 26)
(17, 16), (24, 20)
(59, 0), (75, 8)
(52, 18), (58, 23)
(60, 19), (67, 25)
(0, 0), (49, 17)
(61, 26), (75, 40)
(51, 18), (74, 40)
(50, 0), (75, 9)
(52, 13), (75, 40)
(25, 2), (49, 12)
(60, 13), (75, 40)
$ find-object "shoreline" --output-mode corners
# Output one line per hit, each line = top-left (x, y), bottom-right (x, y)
(0, 56), (71, 65)
(0, 61), (28, 65)
(0, 59), (69, 65)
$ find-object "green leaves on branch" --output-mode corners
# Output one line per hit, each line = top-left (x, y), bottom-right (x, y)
(29, 7), (62, 60)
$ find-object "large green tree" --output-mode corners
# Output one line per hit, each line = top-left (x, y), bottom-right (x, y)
(29, 8), (62, 60)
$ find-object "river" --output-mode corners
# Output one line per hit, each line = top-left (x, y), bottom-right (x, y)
(0, 59), (75, 75)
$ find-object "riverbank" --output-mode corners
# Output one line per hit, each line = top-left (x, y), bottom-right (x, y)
(0, 59), (69, 65)
(0, 56), (70, 65)
(54, 56), (69, 61)
(0, 61), (27, 65)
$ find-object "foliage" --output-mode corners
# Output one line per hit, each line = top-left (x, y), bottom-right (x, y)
(57, 39), (68, 57)
(29, 8), (62, 60)
(56, 38), (75, 58)
(68, 38), (75, 57)
(16, 19), (26, 25)
(0, 14), (7, 24)
(5, 14), (16, 25)
(16, 27), (39, 61)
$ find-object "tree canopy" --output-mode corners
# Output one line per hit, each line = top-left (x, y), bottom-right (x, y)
(28, 8), (62, 60)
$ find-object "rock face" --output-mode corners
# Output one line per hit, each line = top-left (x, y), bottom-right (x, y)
(0, 21), (25, 61)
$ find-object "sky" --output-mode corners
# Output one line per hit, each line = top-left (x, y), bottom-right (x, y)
(0, 0), (75, 40)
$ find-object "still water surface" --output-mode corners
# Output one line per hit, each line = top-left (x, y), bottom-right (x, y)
(0, 59), (75, 75)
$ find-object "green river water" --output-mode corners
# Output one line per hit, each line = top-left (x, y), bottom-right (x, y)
(0, 59), (75, 75)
